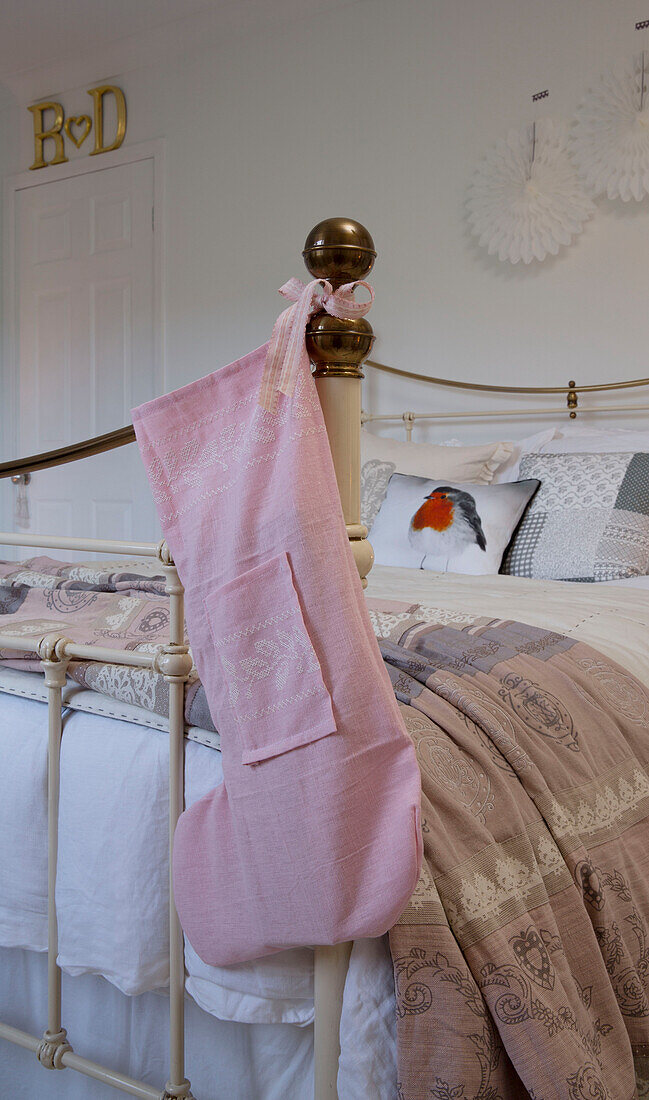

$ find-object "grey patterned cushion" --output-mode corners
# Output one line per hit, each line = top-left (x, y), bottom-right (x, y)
(501, 452), (649, 581)
(361, 459), (396, 529)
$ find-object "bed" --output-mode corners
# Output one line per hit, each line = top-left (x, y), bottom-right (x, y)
(1, 217), (649, 1099)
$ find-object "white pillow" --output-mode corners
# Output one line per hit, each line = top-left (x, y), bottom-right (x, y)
(361, 430), (513, 529)
(369, 473), (539, 575)
(541, 426), (649, 454)
(492, 428), (558, 483)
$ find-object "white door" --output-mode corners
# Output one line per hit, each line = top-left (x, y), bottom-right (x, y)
(11, 157), (160, 554)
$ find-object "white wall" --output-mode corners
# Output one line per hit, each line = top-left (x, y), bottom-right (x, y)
(3, 0), (649, 451)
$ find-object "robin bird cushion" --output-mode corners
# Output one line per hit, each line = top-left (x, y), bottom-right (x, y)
(369, 472), (539, 574)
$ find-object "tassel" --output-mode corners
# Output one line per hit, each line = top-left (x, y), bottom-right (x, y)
(12, 474), (31, 530)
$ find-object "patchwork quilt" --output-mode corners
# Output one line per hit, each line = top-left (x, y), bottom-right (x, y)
(0, 556), (213, 725)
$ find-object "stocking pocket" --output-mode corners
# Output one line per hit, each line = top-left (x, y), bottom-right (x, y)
(203, 552), (336, 764)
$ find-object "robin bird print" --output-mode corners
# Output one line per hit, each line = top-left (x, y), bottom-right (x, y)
(408, 485), (487, 569)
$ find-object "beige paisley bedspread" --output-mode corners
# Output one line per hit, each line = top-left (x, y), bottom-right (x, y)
(374, 602), (649, 1099)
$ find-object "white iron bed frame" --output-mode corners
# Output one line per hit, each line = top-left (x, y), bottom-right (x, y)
(0, 534), (195, 1100)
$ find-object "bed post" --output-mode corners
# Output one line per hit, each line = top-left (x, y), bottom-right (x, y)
(304, 217), (376, 588)
(38, 636), (73, 1072)
(304, 218), (376, 1099)
(157, 543), (195, 1100)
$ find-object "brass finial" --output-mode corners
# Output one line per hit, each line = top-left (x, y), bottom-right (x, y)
(304, 217), (376, 377)
(303, 217), (376, 287)
(306, 314), (374, 377)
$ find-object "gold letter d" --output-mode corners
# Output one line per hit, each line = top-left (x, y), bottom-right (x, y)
(88, 85), (126, 156)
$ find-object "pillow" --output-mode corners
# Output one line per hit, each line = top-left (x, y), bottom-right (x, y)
(541, 427), (649, 454)
(491, 428), (558, 483)
(502, 451), (649, 581)
(369, 473), (539, 575)
(360, 430), (513, 529)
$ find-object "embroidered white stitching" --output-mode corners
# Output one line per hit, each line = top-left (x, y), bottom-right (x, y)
(237, 682), (322, 723)
(153, 423), (328, 524)
(139, 366), (318, 452)
(146, 424), (247, 494)
(214, 607), (297, 647)
(221, 625), (318, 705)
(138, 393), (257, 450)
(546, 768), (649, 840)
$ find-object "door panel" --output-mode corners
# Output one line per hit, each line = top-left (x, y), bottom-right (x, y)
(12, 157), (160, 558)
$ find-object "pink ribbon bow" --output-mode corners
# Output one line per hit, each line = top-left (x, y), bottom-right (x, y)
(259, 277), (374, 413)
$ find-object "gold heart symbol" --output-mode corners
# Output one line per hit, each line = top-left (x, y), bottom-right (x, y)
(65, 115), (92, 148)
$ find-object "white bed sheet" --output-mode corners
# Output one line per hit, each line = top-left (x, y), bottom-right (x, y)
(0, 945), (313, 1100)
(0, 944), (396, 1100)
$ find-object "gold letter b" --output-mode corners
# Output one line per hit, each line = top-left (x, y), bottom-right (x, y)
(28, 102), (68, 170)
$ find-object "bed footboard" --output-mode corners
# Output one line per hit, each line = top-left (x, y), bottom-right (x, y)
(0, 533), (195, 1100)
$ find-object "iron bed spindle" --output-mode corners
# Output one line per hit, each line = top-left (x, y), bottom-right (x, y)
(40, 644), (72, 1070)
(160, 552), (195, 1100)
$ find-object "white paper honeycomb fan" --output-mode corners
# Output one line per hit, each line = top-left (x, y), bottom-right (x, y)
(467, 118), (596, 264)
(572, 55), (649, 202)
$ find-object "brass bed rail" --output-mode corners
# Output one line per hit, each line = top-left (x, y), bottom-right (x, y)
(366, 359), (649, 395)
(3, 365), (649, 483)
(0, 425), (136, 480)
(363, 361), (649, 435)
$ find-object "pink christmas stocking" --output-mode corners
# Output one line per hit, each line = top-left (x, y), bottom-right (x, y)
(133, 340), (421, 966)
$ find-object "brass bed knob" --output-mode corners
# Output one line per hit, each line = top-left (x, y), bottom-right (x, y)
(303, 217), (376, 377)
(303, 216), (376, 287)
(306, 314), (374, 378)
